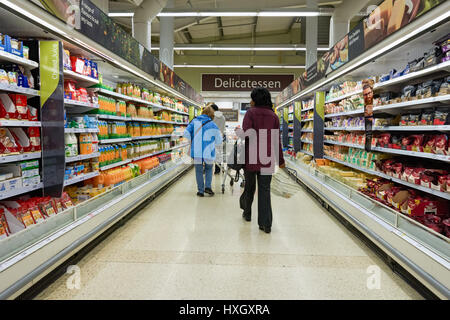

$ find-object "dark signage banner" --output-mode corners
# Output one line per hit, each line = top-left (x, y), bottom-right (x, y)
(221, 109), (239, 122)
(39, 41), (65, 197)
(202, 74), (294, 92)
(276, 0), (445, 106)
(38, 0), (202, 104)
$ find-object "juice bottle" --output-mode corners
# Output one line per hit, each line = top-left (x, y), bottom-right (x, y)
(91, 133), (99, 153)
(121, 144), (127, 160)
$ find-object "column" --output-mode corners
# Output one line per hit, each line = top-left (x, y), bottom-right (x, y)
(329, 15), (349, 47)
(160, 0), (174, 69)
(134, 20), (152, 51)
(305, 0), (318, 68)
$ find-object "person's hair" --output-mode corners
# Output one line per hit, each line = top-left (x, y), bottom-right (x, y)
(363, 84), (372, 91)
(251, 87), (272, 106)
(202, 105), (215, 119)
(211, 104), (219, 111)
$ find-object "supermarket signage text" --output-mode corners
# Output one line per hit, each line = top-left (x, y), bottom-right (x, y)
(202, 74), (294, 92)
(178, 304), (270, 317)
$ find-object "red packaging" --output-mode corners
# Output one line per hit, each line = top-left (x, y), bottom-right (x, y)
(0, 128), (20, 154)
(28, 202), (45, 224)
(434, 134), (448, 155)
(27, 127), (41, 152)
(70, 56), (85, 74)
(0, 210), (9, 239)
(27, 106), (38, 121)
(8, 94), (27, 120)
(402, 166), (414, 182)
(423, 135), (436, 153)
(411, 135), (424, 152)
(392, 162), (403, 179)
(438, 175), (448, 192)
(378, 133), (391, 147)
(410, 168), (426, 184)
(423, 215), (443, 234)
(0, 93), (17, 119)
(443, 218), (450, 238)
(385, 187), (402, 206)
(401, 136), (414, 150)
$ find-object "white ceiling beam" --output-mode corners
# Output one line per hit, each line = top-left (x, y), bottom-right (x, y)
(157, 8), (334, 17)
(150, 44), (330, 51)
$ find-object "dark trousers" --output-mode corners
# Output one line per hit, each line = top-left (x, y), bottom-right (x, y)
(240, 169), (273, 228)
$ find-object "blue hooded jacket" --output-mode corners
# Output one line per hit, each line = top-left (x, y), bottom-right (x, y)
(184, 114), (222, 163)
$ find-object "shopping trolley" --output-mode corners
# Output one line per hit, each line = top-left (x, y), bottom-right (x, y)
(217, 134), (245, 193)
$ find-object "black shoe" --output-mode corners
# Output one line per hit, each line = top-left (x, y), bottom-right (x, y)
(205, 188), (215, 196)
(197, 192), (204, 197)
(242, 212), (251, 222)
(259, 225), (271, 233)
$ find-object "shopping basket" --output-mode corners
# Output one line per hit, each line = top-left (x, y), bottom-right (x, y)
(270, 166), (303, 198)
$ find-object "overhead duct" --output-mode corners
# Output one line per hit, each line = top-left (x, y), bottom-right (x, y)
(133, 0), (168, 50)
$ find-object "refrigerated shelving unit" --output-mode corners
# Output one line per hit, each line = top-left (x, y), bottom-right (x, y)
(276, 3), (450, 299)
(0, 0), (201, 300)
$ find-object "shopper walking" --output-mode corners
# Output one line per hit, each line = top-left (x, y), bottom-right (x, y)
(237, 87), (285, 234)
(211, 104), (226, 174)
(184, 105), (222, 197)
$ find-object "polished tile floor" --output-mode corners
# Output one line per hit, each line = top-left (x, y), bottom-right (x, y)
(36, 169), (422, 300)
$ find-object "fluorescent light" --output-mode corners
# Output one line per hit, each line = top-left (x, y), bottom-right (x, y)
(157, 9), (330, 17)
(153, 45), (330, 51)
(108, 12), (135, 17)
(173, 64), (305, 69)
(259, 11), (320, 17)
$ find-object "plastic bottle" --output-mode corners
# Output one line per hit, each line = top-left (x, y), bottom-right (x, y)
(70, 133), (78, 156)
(91, 133), (99, 153)
(65, 133), (72, 157)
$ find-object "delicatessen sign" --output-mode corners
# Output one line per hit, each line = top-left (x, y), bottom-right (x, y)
(202, 74), (294, 92)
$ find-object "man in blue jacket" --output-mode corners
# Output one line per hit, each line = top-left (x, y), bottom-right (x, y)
(184, 105), (222, 197)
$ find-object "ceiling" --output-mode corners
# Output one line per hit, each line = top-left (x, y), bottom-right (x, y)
(103, 0), (379, 68)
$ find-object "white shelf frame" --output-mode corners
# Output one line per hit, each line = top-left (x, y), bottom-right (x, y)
(65, 152), (100, 163)
(0, 50), (39, 69)
(0, 152), (41, 164)
(99, 159), (131, 171)
(0, 120), (41, 127)
(63, 172), (99, 186)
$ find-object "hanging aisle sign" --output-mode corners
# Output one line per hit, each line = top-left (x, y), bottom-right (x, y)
(363, 79), (375, 152)
(313, 92), (325, 159)
(38, 0), (203, 104)
(39, 41), (65, 197)
(202, 74), (294, 92)
(275, 0), (446, 106)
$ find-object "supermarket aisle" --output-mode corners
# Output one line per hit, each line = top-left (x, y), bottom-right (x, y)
(36, 169), (422, 300)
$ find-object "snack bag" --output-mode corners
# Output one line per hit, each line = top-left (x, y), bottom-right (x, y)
(27, 127), (41, 152)
(434, 134), (448, 155)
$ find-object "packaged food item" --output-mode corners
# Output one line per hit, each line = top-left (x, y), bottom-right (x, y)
(0, 69), (8, 85)
(433, 109), (449, 125)
(423, 215), (443, 234)
(400, 114), (409, 126)
(434, 134), (448, 155)
(408, 113), (420, 126)
(419, 110), (434, 126)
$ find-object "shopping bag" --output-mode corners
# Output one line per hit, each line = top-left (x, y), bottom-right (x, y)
(270, 167), (303, 198)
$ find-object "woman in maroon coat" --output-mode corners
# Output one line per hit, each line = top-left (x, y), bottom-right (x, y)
(237, 87), (285, 234)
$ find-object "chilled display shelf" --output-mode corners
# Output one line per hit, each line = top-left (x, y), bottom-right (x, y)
(95, 88), (190, 116)
(301, 129), (313, 133)
(323, 155), (450, 200)
(131, 135), (171, 140)
(284, 157), (449, 299)
(100, 159), (131, 171)
(171, 143), (189, 150)
(325, 89), (363, 104)
(300, 150), (313, 156)
(325, 109), (364, 118)
(0, 84), (39, 97)
(325, 127), (365, 131)
(0, 120), (41, 127)
(97, 114), (130, 121)
(374, 60), (450, 90)
(371, 147), (450, 163)
(99, 138), (132, 144)
(63, 69), (99, 85)
(301, 107), (314, 112)
(324, 140), (364, 149)
(301, 140), (313, 144)
(0, 152), (41, 164)
(373, 95), (450, 113)
(63, 172), (99, 186)
(64, 99), (99, 110)
(301, 119), (313, 122)
(372, 125), (450, 132)
(64, 128), (99, 133)
(65, 152), (100, 163)
(288, 144), (293, 148)
(0, 182), (43, 201)
(0, 50), (39, 69)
